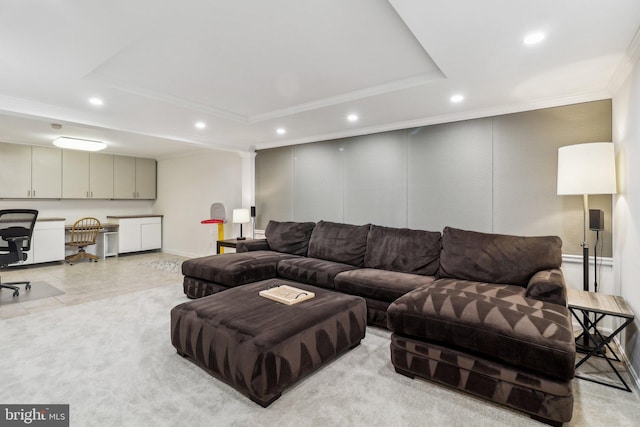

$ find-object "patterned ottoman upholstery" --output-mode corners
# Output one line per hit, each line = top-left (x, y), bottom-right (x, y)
(387, 279), (576, 424)
(171, 279), (367, 407)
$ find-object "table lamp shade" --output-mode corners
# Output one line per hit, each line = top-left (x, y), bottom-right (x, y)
(232, 208), (250, 224)
(557, 142), (617, 195)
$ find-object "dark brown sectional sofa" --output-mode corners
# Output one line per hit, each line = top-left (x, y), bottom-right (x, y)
(181, 220), (576, 425)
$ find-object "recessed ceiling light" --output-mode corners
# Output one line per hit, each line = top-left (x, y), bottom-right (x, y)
(53, 137), (106, 152)
(524, 32), (545, 45)
(276, 128), (286, 135)
(89, 97), (103, 106)
(450, 94), (464, 103)
(347, 114), (359, 122)
(195, 121), (206, 129)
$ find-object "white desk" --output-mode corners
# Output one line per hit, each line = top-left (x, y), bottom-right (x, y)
(65, 223), (119, 260)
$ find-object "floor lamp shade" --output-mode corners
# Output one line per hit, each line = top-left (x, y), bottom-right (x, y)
(557, 142), (617, 195)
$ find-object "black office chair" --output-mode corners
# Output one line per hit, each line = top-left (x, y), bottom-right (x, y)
(0, 209), (38, 297)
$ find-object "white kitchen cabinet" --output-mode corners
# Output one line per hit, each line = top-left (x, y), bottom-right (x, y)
(32, 220), (66, 263)
(62, 150), (89, 198)
(90, 152), (114, 199)
(31, 146), (62, 198)
(0, 143), (61, 199)
(0, 143), (31, 198)
(107, 215), (162, 253)
(62, 151), (114, 199)
(113, 156), (156, 200)
(13, 219), (65, 265)
(134, 158), (157, 199)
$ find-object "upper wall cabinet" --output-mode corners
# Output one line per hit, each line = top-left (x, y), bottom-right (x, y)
(0, 143), (61, 198)
(62, 151), (114, 199)
(113, 156), (156, 199)
(0, 142), (154, 200)
(0, 143), (31, 198)
(90, 152), (115, 199)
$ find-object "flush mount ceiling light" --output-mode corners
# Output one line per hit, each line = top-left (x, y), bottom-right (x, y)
(347, 114), (359, 122)
(276, 128), (286, 135)
(89, 97), (104, 106)
(195, 121), (206, 129)
(53, 137), (107, 152)
(450, 94), (464, 103)
(524, 32), (545, 45)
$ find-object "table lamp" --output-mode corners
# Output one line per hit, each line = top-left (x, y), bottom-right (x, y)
(232, 208), (250, 240)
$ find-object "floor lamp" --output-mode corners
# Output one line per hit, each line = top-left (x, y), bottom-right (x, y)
(557, 142), (617, 350)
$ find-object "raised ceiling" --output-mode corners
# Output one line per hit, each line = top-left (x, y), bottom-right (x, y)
(0, 0), (638, 158)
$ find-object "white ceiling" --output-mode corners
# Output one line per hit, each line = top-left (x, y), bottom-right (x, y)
(0, 0), (639, 159)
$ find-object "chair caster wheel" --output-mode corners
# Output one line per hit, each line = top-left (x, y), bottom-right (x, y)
(13, 290), (19, 297)
(26, 283), (31, 290)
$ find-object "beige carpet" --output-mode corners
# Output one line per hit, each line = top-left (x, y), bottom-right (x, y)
(0, 284), (639, 427)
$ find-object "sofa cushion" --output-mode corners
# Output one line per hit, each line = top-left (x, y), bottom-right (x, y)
(364, 225), (441, 275)
(307, 221), (370, 266)
(387, 278), (576, 382)
(335, 268), (436, 303)
(438, 227), (563, 287)
(264, 220), (316, 256)
(181, 251), (298, 288)
(277, 257), (358, 290)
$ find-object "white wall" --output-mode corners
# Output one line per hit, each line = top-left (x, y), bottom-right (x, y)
(613, 53), (640, 381)
(154, 149), (243, 258)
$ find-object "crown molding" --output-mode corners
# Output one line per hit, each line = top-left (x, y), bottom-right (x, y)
(90, 70), (445, 125)
(254, 91), (611, 150)
(609, 26), (640, 94)
(89, 72), (248, 123)
(247, 71), (444, 123)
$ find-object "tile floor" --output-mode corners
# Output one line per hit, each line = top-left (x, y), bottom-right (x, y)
(0, 252), (186, 319)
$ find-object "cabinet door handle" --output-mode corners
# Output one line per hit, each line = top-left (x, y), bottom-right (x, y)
(86, 191), (89, 198)
(28, 190), (31, 197)
(91, 191), (93, 198)
(33, 190), (35, 197)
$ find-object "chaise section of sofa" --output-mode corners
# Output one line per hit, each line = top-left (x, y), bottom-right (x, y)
(181, 220), (316, 298)
(182, 251), (299, 298)
(387, 226), (575, 425)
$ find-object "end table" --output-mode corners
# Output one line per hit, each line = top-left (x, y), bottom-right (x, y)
(216, 238), (255, 254)
(567, 288), (635, 392)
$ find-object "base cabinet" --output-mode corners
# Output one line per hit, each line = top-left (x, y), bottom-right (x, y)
(108, 216), (162, 254)
(12, 220), (65, 265)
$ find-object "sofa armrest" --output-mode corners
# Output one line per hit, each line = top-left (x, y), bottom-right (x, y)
(525, 268), (567, 306)
(236, 239), (270, 252)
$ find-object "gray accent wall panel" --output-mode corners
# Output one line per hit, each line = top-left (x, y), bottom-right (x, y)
(255, 146), (294, 228)
(492, 101), (612, 257)
(255, 100), (612, 256)
(408, 119), (493, 233)
(293, 140), (344, 223)
(342, 132), (408, 227)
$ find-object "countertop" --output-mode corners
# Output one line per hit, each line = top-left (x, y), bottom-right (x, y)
(106, 215), (163, 219)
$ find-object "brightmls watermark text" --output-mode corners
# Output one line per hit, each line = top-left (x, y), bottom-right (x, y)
(1, 405), (68, 426)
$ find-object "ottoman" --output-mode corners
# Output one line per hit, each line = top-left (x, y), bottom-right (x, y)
(171, 278), (367, 406)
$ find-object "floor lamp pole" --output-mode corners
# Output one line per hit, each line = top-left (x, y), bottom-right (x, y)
(580, 194), (591, 349)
